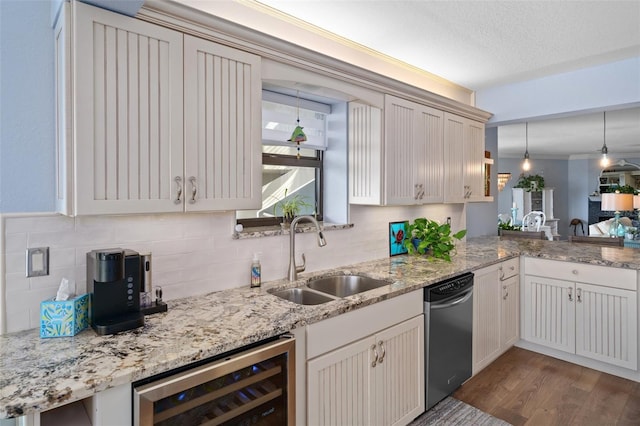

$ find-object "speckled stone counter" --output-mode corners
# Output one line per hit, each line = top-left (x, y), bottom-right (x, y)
(2, 236), (640, 418)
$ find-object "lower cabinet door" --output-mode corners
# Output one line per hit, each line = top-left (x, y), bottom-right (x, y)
(523, 275), (576, 353)
(375, 315), (425, 426)
(307, 335), (375, 426)
(472, 265), (502, 374)
(307, 315), (424, 426)
(575, 283), (637, 370)
(500, 275), (520, 349)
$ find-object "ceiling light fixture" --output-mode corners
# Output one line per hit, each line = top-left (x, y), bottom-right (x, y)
(600, 111), (610, 168)
(522, 122), (531, 171)
(497, 173), (512, 192)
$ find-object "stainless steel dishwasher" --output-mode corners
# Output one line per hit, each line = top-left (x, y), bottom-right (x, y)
(424, 272), (474, 410)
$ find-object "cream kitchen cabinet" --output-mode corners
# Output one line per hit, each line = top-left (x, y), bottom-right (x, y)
(523, 258), (637, 370)
(348, 96), (489, 206)
(472, 257), (520, 375)
(56, 2), (261, 215)
(348, 102), (384, 205)
(183, 35), (261, 211)
(383, 95), (444, 205)
(348, 96), (444, 205)
(443, 112), (486, 203)
(306, 291), (424, 426)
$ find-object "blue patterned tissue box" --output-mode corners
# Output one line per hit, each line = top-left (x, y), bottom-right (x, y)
(40, 294), (89, 338)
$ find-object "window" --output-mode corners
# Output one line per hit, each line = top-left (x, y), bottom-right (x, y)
(236, 91), (329, 227)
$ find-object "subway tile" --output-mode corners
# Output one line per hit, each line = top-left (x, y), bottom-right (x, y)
(4, 214), (74, 234)
(4, 232), (27, 253)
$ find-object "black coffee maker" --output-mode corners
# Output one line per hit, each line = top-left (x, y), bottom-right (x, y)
(87, 248), (145, 335)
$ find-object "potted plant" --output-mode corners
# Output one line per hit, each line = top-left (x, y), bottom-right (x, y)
(514, 174), (545, 191)
(403, 218), (467, 261)
(605, 184), (636, 194)
(498, 222), (521, 233)
(273, 188), (312, 225)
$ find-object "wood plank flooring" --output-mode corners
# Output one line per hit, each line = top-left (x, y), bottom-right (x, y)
(453, 347), (640, 426)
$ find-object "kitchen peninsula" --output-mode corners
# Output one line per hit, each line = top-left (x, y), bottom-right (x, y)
(1, 236), (639, 424)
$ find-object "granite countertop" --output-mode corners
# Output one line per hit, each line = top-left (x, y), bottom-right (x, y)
(3, 236), (640, 418)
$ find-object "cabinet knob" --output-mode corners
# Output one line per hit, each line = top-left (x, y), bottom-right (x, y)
(572, 270), (578, 275)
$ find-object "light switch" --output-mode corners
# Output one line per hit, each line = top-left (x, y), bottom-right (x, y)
(26, 247), (49, 277)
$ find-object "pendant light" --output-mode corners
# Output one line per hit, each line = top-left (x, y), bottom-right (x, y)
(522, 122), (531, 171)
(600, 111), (610, 168)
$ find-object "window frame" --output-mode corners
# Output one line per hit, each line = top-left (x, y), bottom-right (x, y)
(237, 150), (324, 228)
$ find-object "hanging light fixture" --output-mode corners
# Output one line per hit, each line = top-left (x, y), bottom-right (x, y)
(522, 122), (531, 171)
(287, 90), (307, 159)
(600, 111), (610, 168)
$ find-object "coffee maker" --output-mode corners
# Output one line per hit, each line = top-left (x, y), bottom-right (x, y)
(87, 248), (145, 335)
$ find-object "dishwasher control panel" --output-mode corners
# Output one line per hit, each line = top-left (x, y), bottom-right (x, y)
(424, 272), (474, 302)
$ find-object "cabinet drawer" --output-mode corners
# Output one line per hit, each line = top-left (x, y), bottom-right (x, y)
(524, 257), (637, 291)
(499, 257), (519, 280)
(306, 290), (422, 359)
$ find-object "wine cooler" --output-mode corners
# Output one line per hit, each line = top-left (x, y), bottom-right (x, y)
(133, 336), (295, 425)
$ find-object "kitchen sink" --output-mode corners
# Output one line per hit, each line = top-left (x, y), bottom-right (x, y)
(269, 287), (337, 305)
(307, 275), (390, 298)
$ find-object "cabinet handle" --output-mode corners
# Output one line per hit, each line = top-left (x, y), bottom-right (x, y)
(568, 287), (573, 302)
(503, 284), (508, 300)
(499, 266), (505, 280)
(577, 288), (582, 303)
(174, 176), (183, 204)
(371, 344), (379, 368)
(188, 176), (197, 204)
(377, 340), (386, 364)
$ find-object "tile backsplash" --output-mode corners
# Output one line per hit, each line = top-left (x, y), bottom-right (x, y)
(1, 204), (464, 334)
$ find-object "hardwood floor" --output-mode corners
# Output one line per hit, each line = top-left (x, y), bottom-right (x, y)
(453, 347), (640, 426)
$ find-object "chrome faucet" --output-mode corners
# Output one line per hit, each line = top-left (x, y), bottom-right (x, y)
(288, 215), (327, 281)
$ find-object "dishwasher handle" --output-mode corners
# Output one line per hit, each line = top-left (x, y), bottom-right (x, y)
(430, 288), (473, 310)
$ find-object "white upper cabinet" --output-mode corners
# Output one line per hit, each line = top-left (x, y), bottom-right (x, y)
(349, 95), (447, 206)
(385, 95), (444, 205)
(183, 35), (261, 211)
(69, 1), (184, 215)
(443, 113), (466, 203)
(57, 2), (261, 215)
(443, 112), (486, 203)
(464, 119), (486, 202)
(348, 102), (383, 205)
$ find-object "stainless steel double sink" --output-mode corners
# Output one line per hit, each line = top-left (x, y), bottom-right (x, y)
(269, 275), (390, 305)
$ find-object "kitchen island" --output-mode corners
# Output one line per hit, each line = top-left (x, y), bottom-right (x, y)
(2, 236), (640, 420)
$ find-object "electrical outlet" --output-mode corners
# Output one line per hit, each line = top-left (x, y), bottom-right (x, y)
(26, 247), (49, 277)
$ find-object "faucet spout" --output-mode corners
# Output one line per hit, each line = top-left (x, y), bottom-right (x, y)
(288, 215), (327, 281)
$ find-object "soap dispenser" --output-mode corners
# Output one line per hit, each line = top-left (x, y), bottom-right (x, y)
(250, 253), (261, 288)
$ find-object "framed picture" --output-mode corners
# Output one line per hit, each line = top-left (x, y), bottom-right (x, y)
(389, 221), (408, 256)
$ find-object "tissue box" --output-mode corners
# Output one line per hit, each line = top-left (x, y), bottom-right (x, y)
(40, 294), (89, 338)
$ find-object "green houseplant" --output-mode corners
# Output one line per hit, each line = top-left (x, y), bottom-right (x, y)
(605, 184), (636, 194)
(403, 218), (467, 261)
(514, 174), (545, 191)
(273, 188), (312, 224)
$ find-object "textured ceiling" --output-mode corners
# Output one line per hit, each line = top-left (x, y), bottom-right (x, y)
(256, 0), (640, 91)
(255, 0), (640, 159)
